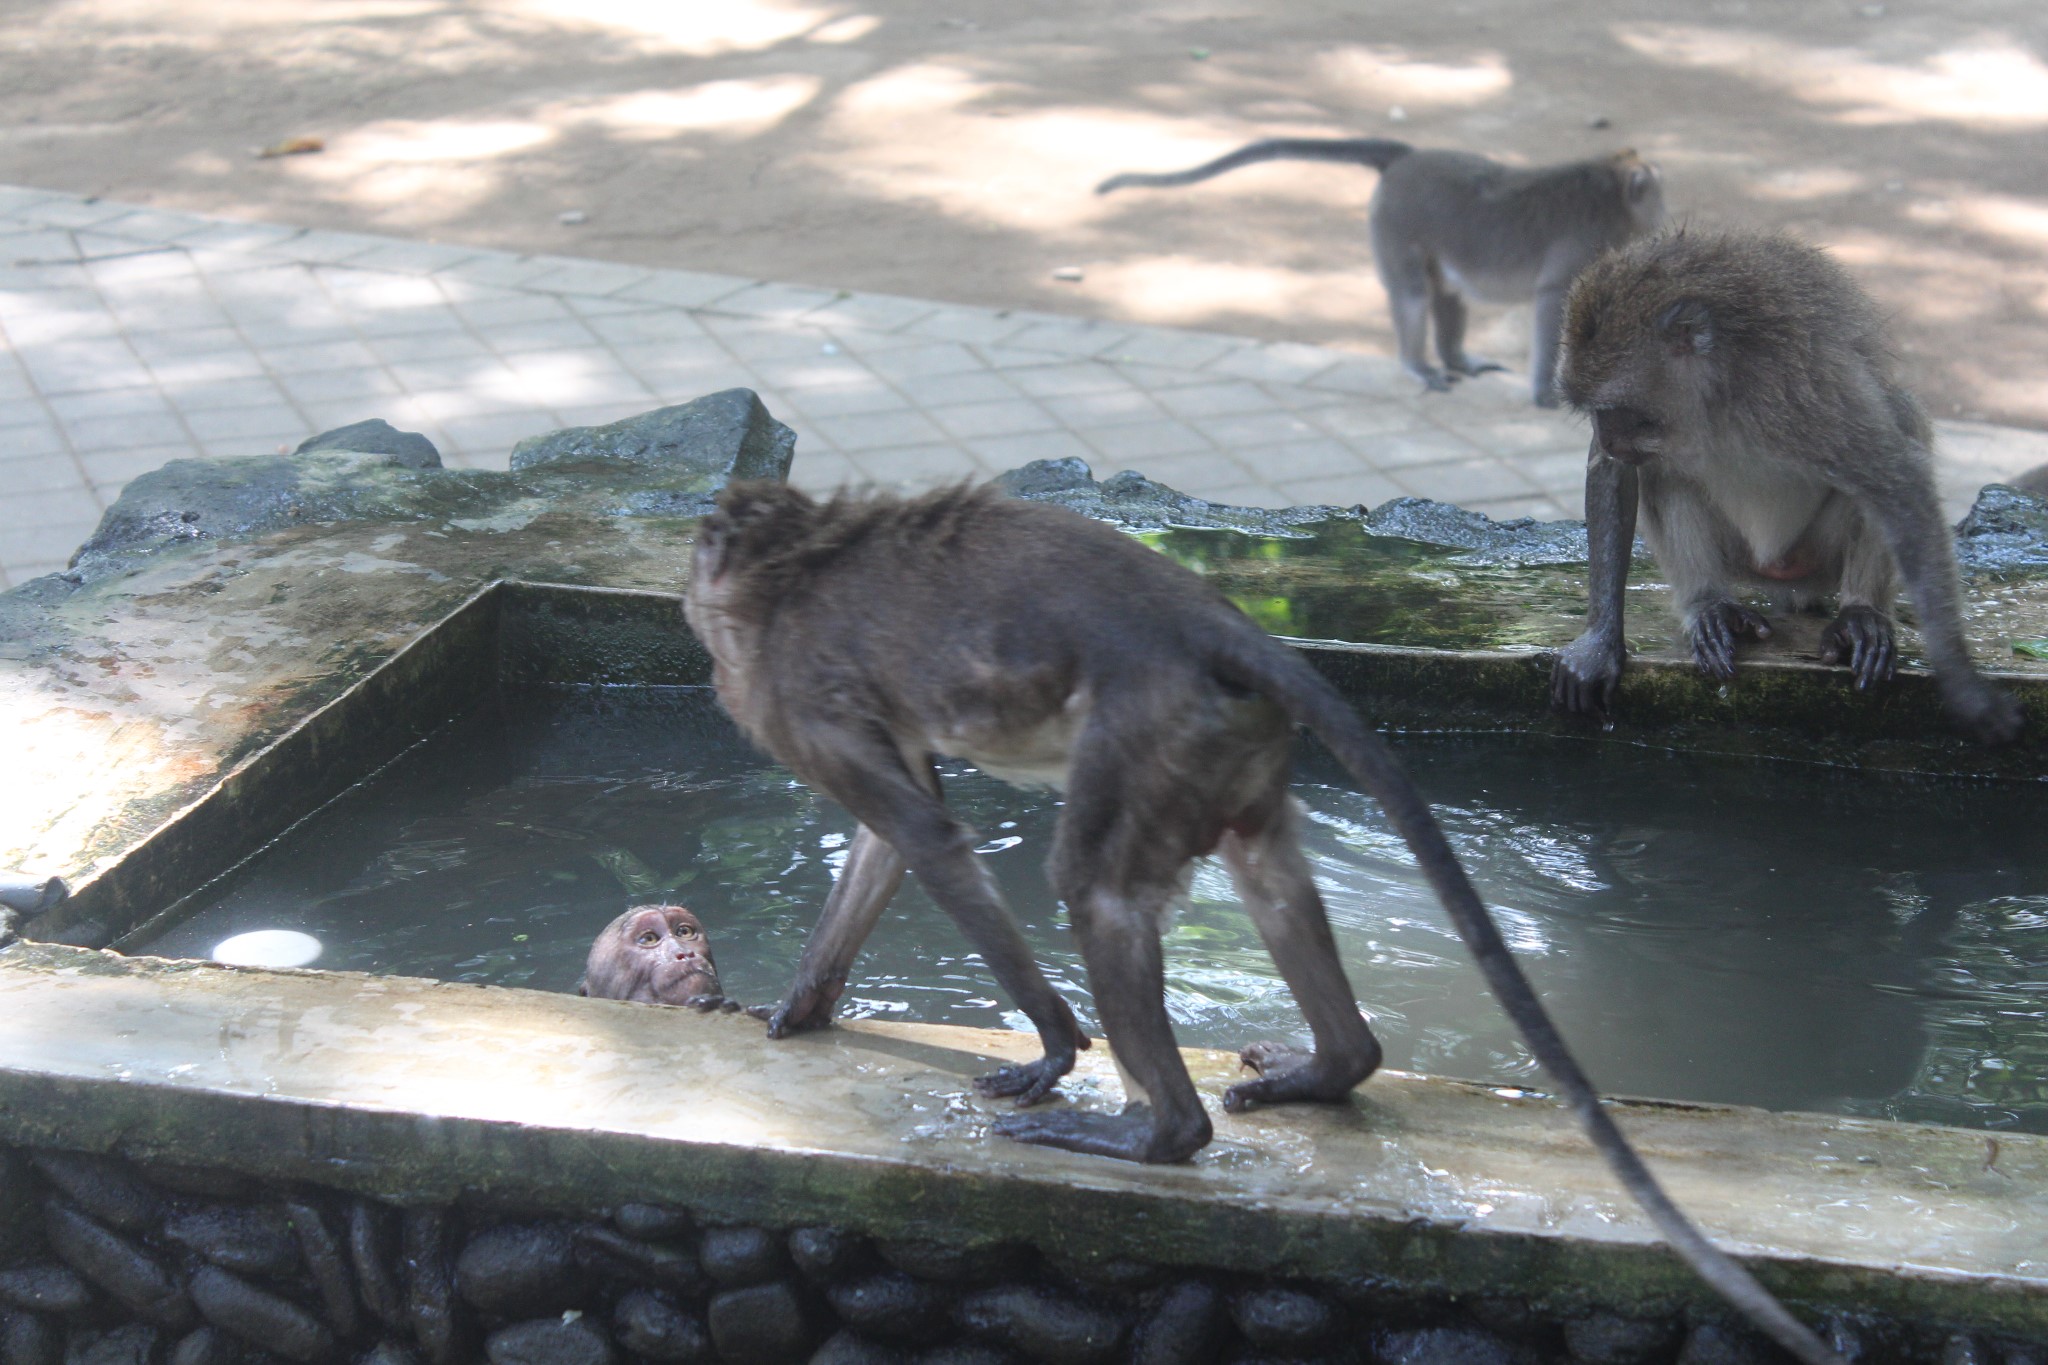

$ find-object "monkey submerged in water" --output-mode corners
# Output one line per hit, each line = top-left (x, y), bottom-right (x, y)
(684, 479), (1844, 1365)
(1551, 229), (2022, 745)
(580, 904), (759, 1012)
(1096, 138), (1665, 405)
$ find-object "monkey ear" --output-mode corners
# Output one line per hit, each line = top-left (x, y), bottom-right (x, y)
(1626, 164), (1658, 201)
(1658, 299), (1714, 355)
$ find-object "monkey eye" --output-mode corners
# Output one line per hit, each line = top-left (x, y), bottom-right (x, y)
(636, 931), (661, 947)
(676, 925), (698, 939)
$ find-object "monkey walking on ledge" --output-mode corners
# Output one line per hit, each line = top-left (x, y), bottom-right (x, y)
(684, 480), (1845, 1365)
(1096, 138), (1665, 405)
(1550, 229), (2022, 745)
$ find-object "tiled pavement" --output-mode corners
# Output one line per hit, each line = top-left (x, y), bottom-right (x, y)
(4, 184), (2047, 589)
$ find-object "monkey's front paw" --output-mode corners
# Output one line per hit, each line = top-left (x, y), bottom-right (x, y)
(765, 984), (837, 1038)
(1948, 683), (2024, 746)
(1818, 605), (1896, 689)
(1688, 600), (1772, 679)
(975, 1054), (1073, 1107)
(1551, 633), (1626, 716)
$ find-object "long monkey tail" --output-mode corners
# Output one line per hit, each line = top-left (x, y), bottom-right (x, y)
(1217, 636), (1846, 1365)
(1095, 137), (1415, 195)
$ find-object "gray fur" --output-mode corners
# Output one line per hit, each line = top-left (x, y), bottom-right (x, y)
(1551, 228), (2020, 744)
(1097, 138), (1666, 405)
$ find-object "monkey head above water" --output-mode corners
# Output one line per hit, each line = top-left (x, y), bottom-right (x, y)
(683, 479), (1845, 1365)
(580, 904), (731, 1007)
(1551, 228), (2022, 746)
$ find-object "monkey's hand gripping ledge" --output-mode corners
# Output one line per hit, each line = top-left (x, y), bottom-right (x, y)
(1, 942), (2043, 1335)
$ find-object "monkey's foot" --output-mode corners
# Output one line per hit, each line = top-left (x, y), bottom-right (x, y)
(974, 1054), (1074, 1107)
(1222, 1042), (1372, 1112)
(1445, 354), (1507, 377)
(1817, 605), (1896, 689)
(1552, 631), (1626, 717)
(992, 1104), (1211, 1164)
(765, 980), (842, 1038)
(1405, 364), (1456, 393)
(1688, 600), (1773, 679)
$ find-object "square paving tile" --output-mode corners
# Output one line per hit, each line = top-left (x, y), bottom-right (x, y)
(849, 442), (990, 486)
(928, 398), (1060, 440)
(809, 408), (947, 453)
(0, 449), (87, 494)
(962, 429), (1097, 469)
(1079, 418), (1212, 461)
(181, 405), (308, 444)
(80, 444), (198, 491)
(1394, 457), (1540, 504)
(890, 370), (1020, 409)
(613, 269), (751, 310)
(1041, 388), (1167, 428)
(1271, 470), (1408, 509)
(862, 341), (987, 384)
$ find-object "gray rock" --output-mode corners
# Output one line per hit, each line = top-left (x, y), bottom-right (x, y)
(996, 459), (1337, 539)
(706, 1283), (815, 1365)
(455, 1224), (583, 1316)
(188, 1266), (336, 1365)
(698, 1227), (786, 1288)
(788, 1229), (871, 1285)
(401, 1209), (472, 1365)
(1131, 1282), (1224, 1365)
(41, 1200), (190, 1330)
(354, 1345), (419, 1365)
(296, 421), (442, 471)
(610, 1291), (708, 1363)
(1, 1310), (61, 1365)
(610, 1206), (691, 1242)
(1377, 1326), (1532, 1365)
(509, 390), (793, 486)
(809, 1331), (908, 1365)
(1227, 1287), (1337, 1352)
(1565, 1311), (1680, 1364)
(0, 1267), (91, 1316)
(32, 1153), (162, 1234)
(347, 1202), (406, 1333)
(912, 1350), (1008, 1365)
(569, 1225), (705, 1298)
(60, 1325), (155, 1365)
(164, 1206), (301, 1278)
(0, 1152), (33, 1265)
(1955, 483), (2048, 573)
(1675, 1323), (1770, 1365)
(283, 1200), (359, 1343)
(141, 1166), (256, 1203)
(0, 874), (65, 917)
(1940, 1335), (1988, 1365)
(823, 1274), (950, 1345)
(955, 1286), (1126, 1365)
(483, 1318), (614, 1365)
(877, 1241), (1028, 1287)
(169, 1327), (242, 1365)
(1045, 1256), (1165, 1294)
(1363, 497), (1594, 567)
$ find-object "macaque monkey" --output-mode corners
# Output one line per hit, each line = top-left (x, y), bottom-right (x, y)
(1551, 229), (2022, 746)
(580, 904), (746, 1009)
(2013, 463), (2048, 497)
(683, 480), (1843, 1365)
(1096, 139), (1666, 405)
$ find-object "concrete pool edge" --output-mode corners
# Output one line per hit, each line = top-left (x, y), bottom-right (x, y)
(0, 942), (2042, 1342)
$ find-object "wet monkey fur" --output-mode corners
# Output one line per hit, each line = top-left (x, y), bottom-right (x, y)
(683, 480), (1846, 1365)
(1551, 229), (2021, 745)
(1096, 138), (1666, 405)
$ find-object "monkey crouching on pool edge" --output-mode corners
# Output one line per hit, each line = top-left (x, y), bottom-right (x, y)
(1551, 227), (2023, 747)
(682, 479), (1848, 1365)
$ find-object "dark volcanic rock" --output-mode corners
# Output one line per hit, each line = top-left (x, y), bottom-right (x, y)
(1363, 496), (1592, 567)
(282, 1200), (358, 1344)
(1565, 1311), (1681, 1364)
(1227, 1287), (1337, 1352)
(1377, 1326), (1532, 1365)
(956, 1287), (1126, 1365)
(810, 1330), (909, 1365)
(509, 390), (794, 486)
(483, 1318), (614, 1365)
(611, 1291), (708, 1364)
(997, 459), (1338, 538)
(164, 1207), (301, 1279)
(355, 1344), (420, 1365)
(61, 1324), (156, 1365)
(569, 1226), (705, 1299)
(401, 1210), (471, 1365)
(697, 1227), (785, 1289)
(0, 1152), (33, 1265)
(169, 1326), (243, 1365)
(824, 1274), (950, 1345)
(876, 1242), (1027, 1288)
(188, 1266), (336, 1365)
(0, 1266), (91, 1316)
(296, 421), (441, 471)
(142, 1167), (258, 1202)
(914, 1349), (1009, 1365)
(348, 1203), (406, 1334)
(456, 1224), (583, 1317)
(31, 1154), (161, 1235)
(1, 1310), (61, 1365)
(610, 1207), (690, 1242)
(706, 1283), (815, 1365)
(42, 1201), (189, 1330)
(1131, 1282), (1225, 1365)
(788, 1229), (872, 1286)
(1676, 1323), (1771, 1365)
(1955, 483), (2048, 573)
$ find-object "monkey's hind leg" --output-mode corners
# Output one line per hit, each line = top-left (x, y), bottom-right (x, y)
(1375, 244), (1454, 393)
(1428, 267), (1506, 380)
(1217, 797), (1381, 1111)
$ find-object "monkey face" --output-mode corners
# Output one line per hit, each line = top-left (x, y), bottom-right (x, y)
(579, 904), (722, 1005)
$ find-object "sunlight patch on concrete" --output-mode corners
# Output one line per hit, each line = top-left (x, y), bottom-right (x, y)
(1908, 194), (2048, 260)
(1746, 166), (1870, 202)
(561, 77), (824, 141)
(493, 0), (841, 56)
(1614, 25), (2048, 128)
(1309, 45), (1514, 110)
(1082, 256), (1383, 331)
(328, 119), (556, 164)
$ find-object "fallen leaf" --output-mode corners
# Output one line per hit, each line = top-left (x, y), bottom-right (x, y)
(256, 136), (324, 159)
